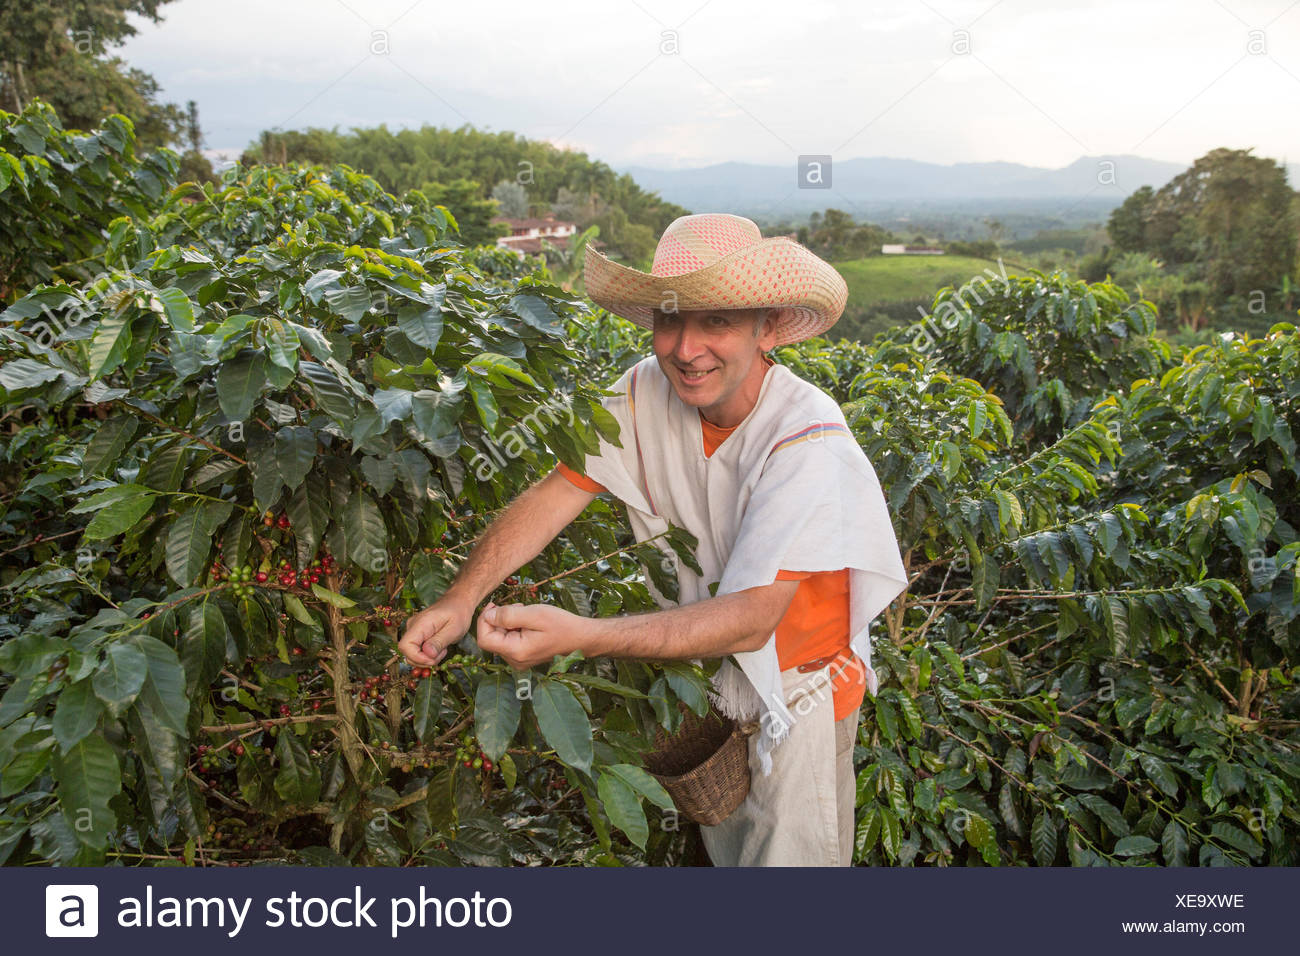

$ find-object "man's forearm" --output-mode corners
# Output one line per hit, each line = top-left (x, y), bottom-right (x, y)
(444, 471), (592, 608)
(580, 581), (798, 660)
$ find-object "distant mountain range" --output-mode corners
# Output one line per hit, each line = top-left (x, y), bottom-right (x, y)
(618, 155), (1300, 225)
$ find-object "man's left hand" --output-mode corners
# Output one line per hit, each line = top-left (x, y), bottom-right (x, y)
(476, 601), (587, 670)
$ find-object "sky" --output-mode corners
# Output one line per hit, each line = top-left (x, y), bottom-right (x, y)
(117, 0), (1300, 172)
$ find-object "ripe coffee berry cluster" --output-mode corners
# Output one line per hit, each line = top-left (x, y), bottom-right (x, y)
(195, 743), (226, 773)
(358, 672), (392, 701)
(454, 732), (492, 773)
(262, 510), (291, 530)
(375, 603), (395, 626)
(275, 551), (335, 588)
(276, 561), (298, 587)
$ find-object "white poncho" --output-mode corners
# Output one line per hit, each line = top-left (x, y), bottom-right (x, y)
(579, 355), (908, 773)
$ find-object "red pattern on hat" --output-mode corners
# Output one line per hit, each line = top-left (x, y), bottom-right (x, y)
(584, 213), (848, 346)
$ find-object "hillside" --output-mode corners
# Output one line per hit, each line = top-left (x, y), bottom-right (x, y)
(246, 124), (690, 265)
(829, 253), (1031, 342)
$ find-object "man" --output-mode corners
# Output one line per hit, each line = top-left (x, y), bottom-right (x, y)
(399, 213), (907, 865)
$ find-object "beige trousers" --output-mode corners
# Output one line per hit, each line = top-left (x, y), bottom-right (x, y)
(700, 662), (861, 866)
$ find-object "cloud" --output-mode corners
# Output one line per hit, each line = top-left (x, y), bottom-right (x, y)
(117, 0), (1299, 168)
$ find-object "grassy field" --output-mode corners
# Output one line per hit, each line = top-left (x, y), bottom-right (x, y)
(828, 253), (1036, 342)
(832, 253), (1032, 303)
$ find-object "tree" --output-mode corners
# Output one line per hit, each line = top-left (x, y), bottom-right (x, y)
(243, 124), (689, 262)
(1106, 185), (1153, 252)
(552, 186), (621, 233)
(243, 127), (336, 167)
(0, 1), (185, 149)
(1126, 149), (1298, 301)
(177, 99), (215, 184)
(1191, 149), (1296, 297)
(420, 178), (507, 247)
(184, 100), (201, 153)
(983, 217), (1006, 245)
(544, 224), (600, 293)
(491, 179), (529, 219)
(800, 209), (897, 261)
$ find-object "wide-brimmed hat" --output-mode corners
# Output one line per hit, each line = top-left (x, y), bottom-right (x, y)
(583, 213), (848, 346)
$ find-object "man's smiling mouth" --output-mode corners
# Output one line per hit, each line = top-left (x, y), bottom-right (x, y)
(677, 366), (716, 383)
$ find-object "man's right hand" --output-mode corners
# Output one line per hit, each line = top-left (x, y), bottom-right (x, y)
(398, 598), (474, 668)
(395, 472), (597, 669)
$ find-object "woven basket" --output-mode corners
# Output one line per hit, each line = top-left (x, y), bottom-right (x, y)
(644, 707), (757, 826)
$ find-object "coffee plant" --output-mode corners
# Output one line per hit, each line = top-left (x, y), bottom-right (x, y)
(0, 102), (177, 300)
(2, 103), (1298, 867)
(778, 275), (1299, 864)
(0, 104), (708, 866)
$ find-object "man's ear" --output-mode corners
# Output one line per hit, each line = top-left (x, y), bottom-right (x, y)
(756, 307), (782, 350)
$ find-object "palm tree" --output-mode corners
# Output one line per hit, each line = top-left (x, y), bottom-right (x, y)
(544, 224), (600, 293)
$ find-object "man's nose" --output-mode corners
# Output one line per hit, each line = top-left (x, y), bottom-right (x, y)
(671, 320), (705, 361)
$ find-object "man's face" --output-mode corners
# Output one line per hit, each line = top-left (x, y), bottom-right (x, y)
(651, 307), (779, 425)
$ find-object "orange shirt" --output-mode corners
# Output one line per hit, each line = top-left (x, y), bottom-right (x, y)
(554, 357), (863, 719)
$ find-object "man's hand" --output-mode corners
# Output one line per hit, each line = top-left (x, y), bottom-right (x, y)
(399, 598), (474, 667)
(395, 470), (596, 668)
(476, 600), (587, 670)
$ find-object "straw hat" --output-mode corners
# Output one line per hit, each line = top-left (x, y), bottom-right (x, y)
(583, 213), (848, 346)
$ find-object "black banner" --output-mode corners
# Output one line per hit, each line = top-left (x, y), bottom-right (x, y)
(7, 866), (1293, 954)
